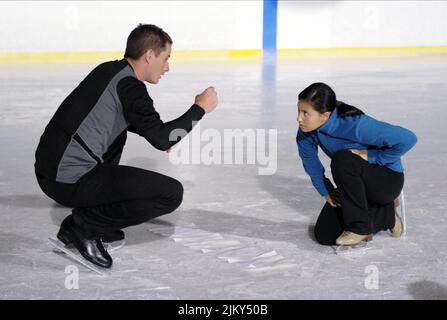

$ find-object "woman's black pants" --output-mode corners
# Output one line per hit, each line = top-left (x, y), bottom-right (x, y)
(314, 150), (404, 246)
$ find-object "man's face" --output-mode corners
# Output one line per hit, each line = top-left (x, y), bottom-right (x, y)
(144, 43), (171, 84)
(297, 100), (331, 132)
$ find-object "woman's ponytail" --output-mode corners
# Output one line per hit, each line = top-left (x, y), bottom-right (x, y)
(336, 101), (364, 117)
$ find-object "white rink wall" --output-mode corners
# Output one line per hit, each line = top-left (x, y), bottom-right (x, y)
(0, 1), (263, 52)
(277, 1), (447, 49)
(0, 0), (446, 53)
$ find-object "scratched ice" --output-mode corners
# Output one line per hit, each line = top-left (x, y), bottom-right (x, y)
(1, 54), (447, 299)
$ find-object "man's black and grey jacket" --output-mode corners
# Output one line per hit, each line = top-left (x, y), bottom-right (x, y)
(35, 59), (204, 184)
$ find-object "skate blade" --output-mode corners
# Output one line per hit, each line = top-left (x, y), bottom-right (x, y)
(52, 243), (74, 253)
(395, 192), (407, 236)
(48, 237), (107, 276)
(104, 240), (125, 253)
(332, 241), (369, 255)
(54, 240), (125, 253)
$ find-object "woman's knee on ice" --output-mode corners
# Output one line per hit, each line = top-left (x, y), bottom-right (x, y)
(314, 222), (337, 246)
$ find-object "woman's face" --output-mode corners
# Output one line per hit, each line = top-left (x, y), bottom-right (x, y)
(297, 100), (331, 132)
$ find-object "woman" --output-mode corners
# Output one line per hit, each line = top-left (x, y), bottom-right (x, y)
(296, 83), (417, 246)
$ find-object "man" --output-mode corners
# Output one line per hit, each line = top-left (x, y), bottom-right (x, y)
(35, 24), (218, 268)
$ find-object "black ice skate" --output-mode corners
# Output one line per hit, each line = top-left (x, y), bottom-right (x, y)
(52, 215), (113, 269)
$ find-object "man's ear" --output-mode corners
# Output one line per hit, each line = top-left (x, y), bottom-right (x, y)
(144, 49), (154, 64)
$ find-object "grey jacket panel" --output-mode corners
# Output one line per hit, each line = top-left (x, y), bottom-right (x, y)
(56, 66), (136, 183)
(56, 138), (98, 183)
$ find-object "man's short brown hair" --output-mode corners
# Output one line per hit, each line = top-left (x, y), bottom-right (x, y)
(124, 24), (173, 59)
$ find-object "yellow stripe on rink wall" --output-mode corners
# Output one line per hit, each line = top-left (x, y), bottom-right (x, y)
(277, 46), (447, 58)
(1, 46), (447, 64)
(0, 49), (262, 64)
(172, 49), (263, 61)
(0, 52), (125, 64)
(0, 50), (264, 64)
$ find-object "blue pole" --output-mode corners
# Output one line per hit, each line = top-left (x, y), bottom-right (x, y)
(262, 0), (278, 106)
(263, 0), (278, 51)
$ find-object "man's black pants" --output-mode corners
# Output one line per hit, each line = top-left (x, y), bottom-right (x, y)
(314, 150), (404, 245)
(36, 164), (183, 238)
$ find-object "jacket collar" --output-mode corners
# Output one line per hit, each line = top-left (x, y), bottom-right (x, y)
(316, 107), (338, 134)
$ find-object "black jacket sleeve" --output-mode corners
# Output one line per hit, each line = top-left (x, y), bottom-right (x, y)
(117, 76), (205, 151)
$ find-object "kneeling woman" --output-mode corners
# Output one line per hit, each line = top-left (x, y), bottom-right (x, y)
(296, 83), (417, 246)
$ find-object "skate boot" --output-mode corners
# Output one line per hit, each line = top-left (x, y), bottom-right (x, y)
(58, 216), (125, 251)
(57, 215), (112, 268)
(391, 192), (406, 237)
(390, 213), (403, 238)
(335, 231), (373, 246)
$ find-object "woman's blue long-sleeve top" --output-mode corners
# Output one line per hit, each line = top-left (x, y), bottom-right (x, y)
(296, 108), (418, 197)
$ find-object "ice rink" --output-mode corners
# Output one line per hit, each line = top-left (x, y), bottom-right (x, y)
(1, 53), (447, 299)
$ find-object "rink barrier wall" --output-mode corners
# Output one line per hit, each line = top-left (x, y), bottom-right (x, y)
(1, 46), (447, 64)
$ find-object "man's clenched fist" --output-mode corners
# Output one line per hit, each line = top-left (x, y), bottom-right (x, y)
(195, 86), (218, 113)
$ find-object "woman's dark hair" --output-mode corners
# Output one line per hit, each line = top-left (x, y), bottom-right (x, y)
(298, 82), (364, 117)
(124, 24), (173, 59)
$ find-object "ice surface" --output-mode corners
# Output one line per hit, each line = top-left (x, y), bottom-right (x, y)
(1, 54), (447, 299)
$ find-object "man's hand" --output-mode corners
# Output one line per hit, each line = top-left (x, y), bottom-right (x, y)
(195, 87), (218, 113)
(350, 149), (368, 161)
(324, 190), (341, 208)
